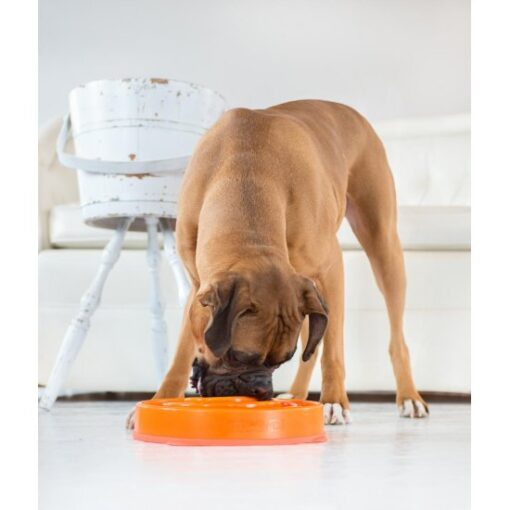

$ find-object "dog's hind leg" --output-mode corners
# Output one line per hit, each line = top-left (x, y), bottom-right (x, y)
(345, 141), (428, 418)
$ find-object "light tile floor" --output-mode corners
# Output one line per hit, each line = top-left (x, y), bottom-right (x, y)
(39, 402), (470, 510)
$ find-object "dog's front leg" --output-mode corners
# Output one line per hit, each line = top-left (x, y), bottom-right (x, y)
(318, 244), (351, 425)
(154, 288), (200, 401)
(153, 317), (197, 399)
(126, 290), (197, 429)
(280, 318), (320, 400)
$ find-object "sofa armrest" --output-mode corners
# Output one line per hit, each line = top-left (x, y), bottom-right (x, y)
(39, 117), (79, 250)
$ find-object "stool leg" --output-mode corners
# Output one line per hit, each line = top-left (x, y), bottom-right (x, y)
(39, 218), (132, 410)
(145, 216), (169, 379)
(160, 221), (191, 308)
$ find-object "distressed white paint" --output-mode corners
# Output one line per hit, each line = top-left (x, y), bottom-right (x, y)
(39, 215), (193, 409)
(161, 221), (191, 307)
(39, 78), (222, 408)
(57, 78), (226, 231)
(39, 218), (133, 410)
(145, 216), (169, 379)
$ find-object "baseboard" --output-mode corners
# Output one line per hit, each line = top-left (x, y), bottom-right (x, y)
(51, 390), (471, 403)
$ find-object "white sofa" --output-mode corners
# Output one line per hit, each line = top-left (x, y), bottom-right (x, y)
(38, 113), (470, 396)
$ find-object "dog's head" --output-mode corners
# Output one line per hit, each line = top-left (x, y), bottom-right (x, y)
(190, 268), (328, 399)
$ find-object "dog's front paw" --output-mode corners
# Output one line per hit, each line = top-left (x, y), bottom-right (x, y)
(322, 403), (352, 425)
(276, 392), (309, 400)
(275, 393), (295, 400)
(398, 397), (429, 419)
(125, 407), (136, 430)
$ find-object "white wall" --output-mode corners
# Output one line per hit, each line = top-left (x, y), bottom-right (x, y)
(39, 0), (469, 125)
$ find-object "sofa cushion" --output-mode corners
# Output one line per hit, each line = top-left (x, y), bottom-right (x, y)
(338, 205), (470, 251)
(375, 114), (470, 207)
(50, 203), (470, 251)
(39, 248), (470, 393)
(50, 203), (151, 249)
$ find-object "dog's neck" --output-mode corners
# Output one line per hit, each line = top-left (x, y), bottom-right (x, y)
(195, 172), (292, 278)
(199, 238), (293, 284)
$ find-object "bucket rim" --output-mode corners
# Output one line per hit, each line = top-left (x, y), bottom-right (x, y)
(70, 77), (227, 106)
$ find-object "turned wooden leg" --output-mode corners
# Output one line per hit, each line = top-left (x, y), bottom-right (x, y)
(145, 216), (170, 380)
(39, 218), (132, 410)
(160, 220), (191, 308)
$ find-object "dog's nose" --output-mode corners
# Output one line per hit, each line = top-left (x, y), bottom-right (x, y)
(249, 386), (273, 400)
(200, 367), (274, 399)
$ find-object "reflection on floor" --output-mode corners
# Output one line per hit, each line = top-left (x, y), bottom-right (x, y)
(39, 402), (470, 510)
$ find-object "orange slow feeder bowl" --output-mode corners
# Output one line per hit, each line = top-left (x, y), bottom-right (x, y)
(133, 397), (326, 446)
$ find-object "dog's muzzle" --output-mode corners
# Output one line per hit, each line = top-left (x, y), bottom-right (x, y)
(191, 359), (274, 400)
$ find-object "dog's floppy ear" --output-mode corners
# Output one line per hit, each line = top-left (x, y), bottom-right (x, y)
(300, 278), (329, 362)
(198, 276), (244, 358)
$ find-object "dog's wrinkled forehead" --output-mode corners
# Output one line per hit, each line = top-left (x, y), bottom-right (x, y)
(198, 271), (328, 366)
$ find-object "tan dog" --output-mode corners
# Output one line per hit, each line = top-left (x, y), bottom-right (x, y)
(152, 100), (428, 425)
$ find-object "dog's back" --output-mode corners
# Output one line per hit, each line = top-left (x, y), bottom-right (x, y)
(178, 100), (391, 277)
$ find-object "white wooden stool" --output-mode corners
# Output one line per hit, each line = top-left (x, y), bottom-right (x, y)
(39, 216), (190, 410)
(39, 78), (226, 409)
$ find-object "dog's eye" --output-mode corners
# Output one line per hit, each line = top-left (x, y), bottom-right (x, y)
(239, 307), (257, 319)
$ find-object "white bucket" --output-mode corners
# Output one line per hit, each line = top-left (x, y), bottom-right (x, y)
(57, 78), (226, 230)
